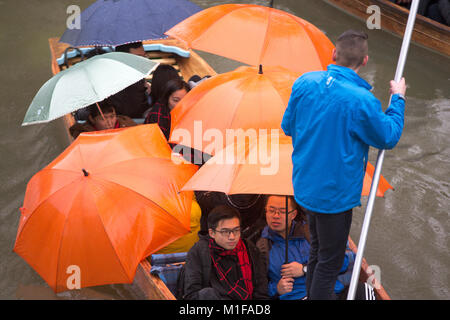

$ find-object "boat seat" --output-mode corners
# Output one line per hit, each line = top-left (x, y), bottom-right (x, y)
(56, 44), (190, 66)
(150, 252), (187, 297)
(57, 44), (186, 91)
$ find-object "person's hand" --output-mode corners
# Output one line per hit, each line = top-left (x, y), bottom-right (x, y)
(277, 277), (294, 295)
(390, 77), (406, 96)
(281, 262), (304, 278)
(144, 81), (151, 95)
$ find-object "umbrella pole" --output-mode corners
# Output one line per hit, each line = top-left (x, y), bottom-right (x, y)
(285, 195), (289, 264)
(95, 102), (107, 122)
(346, 0), (419, 300)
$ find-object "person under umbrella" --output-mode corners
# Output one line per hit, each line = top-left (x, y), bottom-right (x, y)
(148, 64), (181, 111)
(182, 205), (269, 300)
(145, 77), (190, 141)
(256, 195), (376, 300)
(107, 42), (152, 118)
(69, 99), (137, 139)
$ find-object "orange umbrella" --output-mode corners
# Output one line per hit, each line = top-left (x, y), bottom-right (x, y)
(166, 4), (334, 73)
(182, 134), (393, 197)
(170, 65), (300, 156)
(13, 124), (197, 293)
(182, 134), (392, 263)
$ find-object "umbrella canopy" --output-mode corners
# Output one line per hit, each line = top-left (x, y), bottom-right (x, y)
(60, 0), (202, 47)
(182, 134), (393, 197)
(169, 65), (301, 155)
(22, 52), (158, 126)
(182, 134), (392, 264)
(166, 4), (334, 73)
(14, 124), (198, 292)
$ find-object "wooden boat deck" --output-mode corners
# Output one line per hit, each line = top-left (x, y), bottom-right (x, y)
(48, 37), (390, 300)
(324, 0), (450, 56)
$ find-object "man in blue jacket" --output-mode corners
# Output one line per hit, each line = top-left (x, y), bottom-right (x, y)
(281, 30), (406, 299)
(256, 195), (360, 300)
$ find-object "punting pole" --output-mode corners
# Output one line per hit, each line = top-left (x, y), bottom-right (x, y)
(285, 195), (289, 264)
(347, 0), (419, 300)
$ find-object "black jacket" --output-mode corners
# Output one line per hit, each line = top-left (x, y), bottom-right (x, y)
(183, 235), (269, 300)
(108, 79), (150, 118)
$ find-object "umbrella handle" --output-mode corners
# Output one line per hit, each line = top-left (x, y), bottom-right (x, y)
(63, 47), (85, 69)
(346, 0), (419, 300)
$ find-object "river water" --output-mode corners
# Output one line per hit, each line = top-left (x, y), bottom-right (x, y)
(0, 0), (448, 300)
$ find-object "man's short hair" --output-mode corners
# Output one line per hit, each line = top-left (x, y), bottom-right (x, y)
(264, 194), (297, 210)
(264, 195), (307, 223)
(335, 30), (369, 69)
(207, 205), (241, 230)
(115, 41), (144, 53)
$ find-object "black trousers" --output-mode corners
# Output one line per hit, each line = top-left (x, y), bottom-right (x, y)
(305, 209), (353, 300)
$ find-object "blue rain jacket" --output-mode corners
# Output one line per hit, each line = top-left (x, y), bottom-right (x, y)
(281, 64), (405, 213)
(262, 221), (351, 300)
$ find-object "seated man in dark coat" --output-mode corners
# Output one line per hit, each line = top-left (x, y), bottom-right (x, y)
(182, 205), (268, 300)
(195, 192), (266, 244)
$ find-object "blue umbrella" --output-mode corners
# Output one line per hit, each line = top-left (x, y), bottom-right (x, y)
(60, 0), (202, 47)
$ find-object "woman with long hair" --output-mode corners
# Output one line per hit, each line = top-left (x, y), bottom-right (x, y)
(144, 77), (190, 140)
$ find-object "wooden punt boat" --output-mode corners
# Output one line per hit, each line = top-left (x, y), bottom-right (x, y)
(48, 37), (390, 300)
(49, 37), (216, 143)
(324, 0), (450, 56)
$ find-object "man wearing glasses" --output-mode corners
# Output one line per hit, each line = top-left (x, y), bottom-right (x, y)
(256, 195), (374, 300)
(182, 205), (268, 300)
(256, 195), (309, 300)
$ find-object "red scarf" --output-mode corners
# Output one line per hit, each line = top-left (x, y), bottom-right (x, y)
(209, 238), (253, 300)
